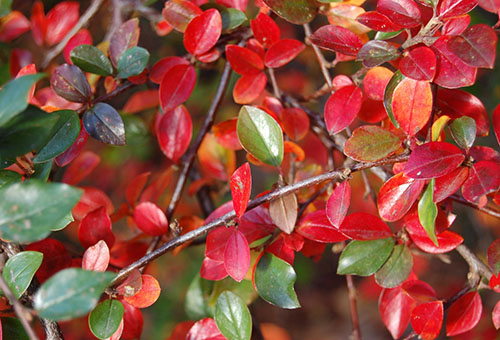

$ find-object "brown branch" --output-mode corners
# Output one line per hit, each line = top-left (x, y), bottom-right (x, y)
(303, 23), (332, 88)
(455, 244), (493, 281)
(110, 152), (410, 286)
(42, 0), (105, 68)
(345, 275), (361, 340)
(103, 0), (125, 42)
(267, 67), (281, 99)
(450, 194), (500, 220)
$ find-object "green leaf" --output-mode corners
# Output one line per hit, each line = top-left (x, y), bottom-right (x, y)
(337, 238), (394, 276)
(32, 160), (53, 181)
(344, 125), (402, 162)
(215, 291), (252, 340)
(0, 74), (45, 127)
(375, 244), (413, 288)
(70, 45), (113, 76)
(418, 179), (438, 246)
(220, 8), (247, 32)
(1, 317), (29, 340)
(0, 105), (60, 161)
(33, 110), (81, 163)
(383, 70), (404, 129)
(210, 278), (257, 308)
(450, 116), (476, 150)
(34, 268), (115, 321)
(117, 47), (150, 79)
(357, 40), (400, 68)
(185, 274), (215, 319)
(0, 179), (82, 243)
(0, 170), (21, 189)
(50, 212), (74, 232)
(2, 251), (43, 299)
(262, 0), (317, 24)
(89, 299), (124, 339)
(237, 106), (284, 167)
(375, 30), (403, 40)
(254, 253), (300, 309)
(0, 0), (12, 17)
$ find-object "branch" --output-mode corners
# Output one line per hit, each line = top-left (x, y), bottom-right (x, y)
(450, 194), (500, 220)
(303, 23), (332, 88)
(455, 244), (493, 281)
(345, 274), (361, 340)
(110, 152), (410, 286)
(42, 0), (105, 69)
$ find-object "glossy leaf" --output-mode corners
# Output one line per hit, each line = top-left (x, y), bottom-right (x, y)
(34, 268), (115, 321)
(224, 230), (250, 282)
(450, 116), (476, 150)
(363, 66), (393, 101)
(438, 0), (478, 19)
(0, 180), (81, 243)
(261, 0), (317, 24)
(378, 173), (425, 222)
(357, 40), (400, 68)
(109, 18), (140, 68)
(337, 238), (394, 276)
(89, 300), (124, 339)
(117, 47), (150, 79)
(344, 125), (402, 162)
(282, 108), (309, 141)
(493, 104), (500, 147)
(404, 142), (465, 179)
(2, 251), (43, 299)
(237, 105), (283, 167)
(418, 179), (438, 247)
(83, 103), (126, 145)
(433, 166), (468, 202)
(157, 105), (192, 162)
(63, 29), (92, 65)
(399, 46), (436, 81)
(383, 70), (404, 128)
(82, 240), (110, 272)
(356, 11), (402, 32)
(296, 210), (348, 243)
(340, 212), (393, 240)
(326, 182), (351, 228)
(186, 318), (226, 340)
(162, 0), (202, 32)
(375, 244), (413, 288)
(150, 57), (190, 85)
(219, 7), (247, 32)
(184, 9), (222, 56)
(410, 301), (443, 340)
(377, 0), (421, 27)
(270, 193), (298, 235)
(254, 253), (300, 309)
(123, 274), (161, 309)
(230, 162), (251, 219)
(462, 160), (500, 203)
(494, 299), (500, 330)
(51, 64), (91, 103)
(233, 72), (267, 104)
(324, 85), (363, 135)
(70, 45), (113, 76)
(44, 2), (79, 46)
(379, 286), (415, 339)
(214, 291), (251, 340)
(159, 64), (196, 111)
(442, 14), (471, 35)
(133, 202), (168, 236)
(226, 45), (264, 75)
(309, 25), (363, 56)
(488, 239), (500, 276)
(448, 24), (497, 69)
(446, 291), (482, 336)
(264, 39), (305, 68)
(250, 13), (280, 48)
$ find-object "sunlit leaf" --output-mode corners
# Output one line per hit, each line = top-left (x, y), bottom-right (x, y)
(89, 300), (124, 339)
(375, 244), (413, 288)
(344, 125), (402, 162)
(337, 238), (394, 276)
(261, 0), (317, 24)
(70, 45), (113, 76)
(418, 179), (438, 247)
(214, 291), (252, 340)
(117, 47), (150, 79)
(446, 291), (482, 336)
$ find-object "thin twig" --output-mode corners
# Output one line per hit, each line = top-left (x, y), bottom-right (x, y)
(267, 67), (281, 99)
(103, 0), (125, 42)
(303, 23), (332, 88)
(42, 0), (105, 68)
(110, 152), (410, 286)
(455, 244), (493, 281)
(450, 194), (500, 220)
(345, 274), (361, 340)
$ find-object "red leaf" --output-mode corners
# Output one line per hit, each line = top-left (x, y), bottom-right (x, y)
(30, 2), (47, 46)
(123, 274), (161, 309)
(62, 151), (100, 185)
(309, 25), (363, 56)
(226, 45), (264, 75)
(469, 146), (500, 162)
(379, 286), (416, 339)
(332, 74), (354, 91)
(26, 239), (71, 283)
(55, 124), (88, 167)
(404, 142), (465, 179)
(110, 241), (148, 268)
(9, 48), (33, 77)
(401, 280), (437, 302)
(448, 24), (497, 69)
(126, 172), (151, 207)
(82, 240), (110, 272)
(377, 0), (421, 28)
(186, 318), (226, 340)
(405, 216), (463, 254)
(446, 291), (482, 336)
(282, 108), (309, 141)
(206, 227), (233, 261)
(478, 0), (500, 12)
(326, 181), (351, 228)
(488, 238), (500, 276)
(411, 301), (443, 340)
(462, 160), (500, 204)
(494, 104), (500, 147)
(198, 133), (236, 181)
(122, 89), (160, 114)
(392, 77), (433, 136)
(442, 15), (471, 35)
(437, 88), (489, 136)
(356, 11), (402, 32)
(133, 202), (169, 236)
(159, 64), (196, 111)
(162, 0), (202, 33)
(63, 29), (92, 64)
(493, 299), (500, 329)
(296, 210), (349, 243)
(230, 163), (252, 219)
(200, 257), (228, 281)
(378, 173), (425, 222)
(489, 274), (500, 292)
(51, 64), (91, 103)
(224, 229), (250, 282)
(213, 118), (241, 150)
(166, 321), (196, 340)
(438, 0), (478, 19)
(45, 2), (80, 46)
(399, 46), (436, 81)
(121, 301), (143, 339)
(433, 166), (469, 202)
(109, 18), (140, 68)
(264, 39), (305, 68)
(358, 99), (388, 123)
(250, 12), (280, 48)
(432, 35), (477, 89)
(363, 66), (393, 101)
(78, 206), (115, 249)
(232, 72), (267, 104)
(267, 236), (295, 265)
(150, 56), (190, 84)
(239, 206), (276, 244)
(157, 105), (193, 163)
(72, 187), (114, 220)
(324, 85), (363, 134)
(340, 212), (392, 240)
(184, 9), (222, 56)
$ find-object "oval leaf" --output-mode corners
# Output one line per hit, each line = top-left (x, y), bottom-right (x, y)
(70, 45), (113, 76)
(340, 212), (393, 240)
(157, 105), (193, 163)
(446, 291), (482, 336)
(326, 181), (351, 228)
(447, 24), (497, 69)
(183, 9), (222, 56)
(133, 202), (168, 236)
(89, 300), (124, 339)
(309, 25), (363, 56)
(418, 179), (438, 247)
(264, 39), (305, 69)
(2, 251), (43, 299)
(109, 18), (140, 68)
(117, 46), (150, 79)
(214, 291), (252, 340)
(83, 103), (126, 145)
(50, 64), (91, 103)
(262, 0), (317, 24)
(296, 210), (348, 243)
(224, 230), (250, 282)
(324, 85), (363, 135)
(374, 244), (413, 288)
(159, 64), (197, 111)
(82, 240), (110, 272)
(337, 238), (394, 276)
(230, 162), (252, 219)
(269, 193), (298, 234)
(378, 173), (425, 222)
(404, 142), (465, 179)
(410, 301), (443, 340)
(344, 125), (402, 162)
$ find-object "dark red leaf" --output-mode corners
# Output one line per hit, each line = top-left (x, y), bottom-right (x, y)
(206, 227), (233, 261)
(356, 11), (402, 32)
(264, 39), (305, 68)
(404, 142), (465, 179)
(401, 280), (437, 302)
(63, 29), (92, 65)
(200, 257), (228, 281)
(9, 48), (33, 77)
(109, 18), (140, 68)
(267, 236), (295, 265)
(121, 301), (143, 339)
(183, 9), (222, 56)
(224, 229), (250, 282)
(26, 239), (71, 283)
(156, 105), (193, 162)
(309, 25), (363, 56)
(226, 45), (264, 75)
(159, 64), (196, 111)
(447, 24), (497, 69)
(72, 186), (114, 220)
(442, 15), (471, 36)
(399, 46), (436, 81)
(324, 85), (363, 134)
(82, 240), (110, 272)
(250, 12), (280, 48)
(162, 0), (202, 33)
(232, 72), (267, 104)
(340, 212), (392, 240)
(296, 210), (348, 243)
(488, 238), (500, 276)
(446, 291), (482, 336)
(379, 286), (416, 339)
(477, 0), (500, 12)
(239, 206), (276, 244)
(469, 146), (500, 162)
(282, 108), (309, 141)
(62, 150), (100, 185)
(433, 166), (469, 202)
(411, 301), (443, 340)
(110, 241), (148, 268)
(186, 318), (226, 340)
(378, 173), (425, 222)
(150, 56), (190, 84)
(133, 202), (168, 236)
(55, 124), (88, 167)
(230, 162), (252, 219)
(45, 2), (79, 46)
(51, 63), (91, 103)
(438, 0), (478, 19)
(462, 160), (500, 204)
(326, 181), (351, 228)
(494, 104), (500, 147)
(126, 172), (151, 207)
(78, 206), (115, 249)
(377, 0), (422, 28)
